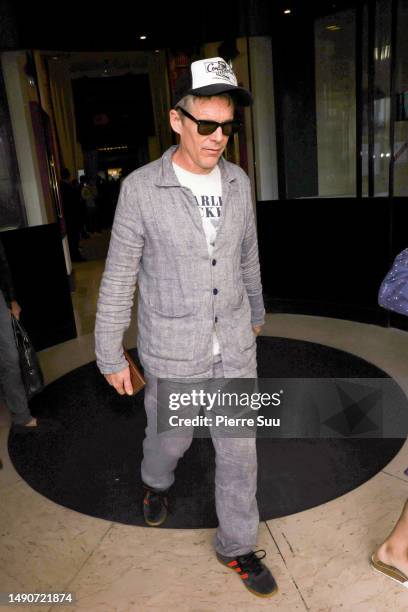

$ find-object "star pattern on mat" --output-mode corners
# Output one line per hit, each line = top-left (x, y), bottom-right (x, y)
(322, 381), (382, 437)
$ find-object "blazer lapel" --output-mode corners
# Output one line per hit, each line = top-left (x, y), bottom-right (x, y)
(214, 156), (235, 241)
(155, 146), (236, 250)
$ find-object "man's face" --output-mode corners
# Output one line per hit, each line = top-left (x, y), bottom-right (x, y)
(170, 96), (234, 174)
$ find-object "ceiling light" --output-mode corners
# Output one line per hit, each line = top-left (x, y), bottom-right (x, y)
(140, 35), (147, 40)
(284, 9), (291, 14)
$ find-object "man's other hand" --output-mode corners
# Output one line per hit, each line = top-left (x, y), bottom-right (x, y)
(104, 367), (134, 395)
(10, 300), (21, 320)
(252, 325), (263, 336)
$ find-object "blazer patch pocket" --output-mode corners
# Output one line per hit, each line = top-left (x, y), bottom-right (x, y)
(231, 290), (244, 309)
(148, 279), (192, 318)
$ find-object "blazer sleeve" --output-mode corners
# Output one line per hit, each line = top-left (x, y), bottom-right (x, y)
(95, 179), (145, 374)
(240, 176), (265, 327)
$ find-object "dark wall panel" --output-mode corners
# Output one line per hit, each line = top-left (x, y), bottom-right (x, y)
(272, 10), (318, 199)
(1, 224), (77, 350)
(257, 198), (391, 325)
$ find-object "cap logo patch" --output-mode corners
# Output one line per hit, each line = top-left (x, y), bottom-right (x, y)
(203, 60), (236, 85)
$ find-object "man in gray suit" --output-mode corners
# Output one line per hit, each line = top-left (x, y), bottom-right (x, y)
(95, 57), (277, 598)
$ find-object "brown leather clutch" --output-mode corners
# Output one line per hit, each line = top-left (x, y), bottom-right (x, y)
(123, 348), (146, 395)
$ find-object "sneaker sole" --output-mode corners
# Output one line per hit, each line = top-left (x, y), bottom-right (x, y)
(216, 557), (278, 598)
(144, 512), (168, 527)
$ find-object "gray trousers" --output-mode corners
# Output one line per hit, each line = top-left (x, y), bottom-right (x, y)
(141, 357), (259, 558)
(0, 291), (31, 425)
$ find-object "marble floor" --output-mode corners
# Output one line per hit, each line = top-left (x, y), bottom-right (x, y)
(1, 253), (408, 611)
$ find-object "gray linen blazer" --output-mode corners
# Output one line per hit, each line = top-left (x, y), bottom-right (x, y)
(95, 145), (265, 379)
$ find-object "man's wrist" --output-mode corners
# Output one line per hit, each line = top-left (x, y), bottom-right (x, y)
(97, 360), (128, 375)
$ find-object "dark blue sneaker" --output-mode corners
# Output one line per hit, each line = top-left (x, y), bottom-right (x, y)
(216, 549), (278, 597)
(142, 483), (170, 527)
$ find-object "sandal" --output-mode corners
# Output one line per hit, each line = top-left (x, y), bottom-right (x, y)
(371, 554), (408, 588)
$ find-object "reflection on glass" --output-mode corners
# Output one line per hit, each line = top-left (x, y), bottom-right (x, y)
(394, 0), (408, 196)
(314, 9), (356, 197)
(373, 0), (392, 196)
(362, 3), (369, 196)
(0, 65), (25, 229)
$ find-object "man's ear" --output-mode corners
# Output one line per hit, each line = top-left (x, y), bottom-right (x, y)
(169, 109), (182, 135)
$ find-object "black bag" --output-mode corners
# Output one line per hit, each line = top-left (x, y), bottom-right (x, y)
(11, 315), (44, 399)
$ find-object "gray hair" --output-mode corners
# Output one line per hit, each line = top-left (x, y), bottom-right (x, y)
(176, 93), (234, 116)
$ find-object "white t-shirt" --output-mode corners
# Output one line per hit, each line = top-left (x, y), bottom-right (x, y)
(173, 162), (222, 356)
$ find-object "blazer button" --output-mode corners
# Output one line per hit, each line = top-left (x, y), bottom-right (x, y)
(215, 316), (218, 323)
(213, 288), (218, 295)
(212, 259), (216, 265)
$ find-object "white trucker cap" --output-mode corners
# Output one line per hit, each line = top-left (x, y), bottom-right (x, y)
(173, 57), (253, 107)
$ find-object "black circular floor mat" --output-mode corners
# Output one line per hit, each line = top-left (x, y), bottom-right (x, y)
(8, 336), (406, 527)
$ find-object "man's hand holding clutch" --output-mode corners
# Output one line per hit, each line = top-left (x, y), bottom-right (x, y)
(104, 367), (134, 396)
(104, 349), (146, 396)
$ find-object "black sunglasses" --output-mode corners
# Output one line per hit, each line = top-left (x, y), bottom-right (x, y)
(176, 106), (242, 136)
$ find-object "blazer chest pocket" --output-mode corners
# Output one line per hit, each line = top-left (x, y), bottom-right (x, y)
(148, 278), (192, 318)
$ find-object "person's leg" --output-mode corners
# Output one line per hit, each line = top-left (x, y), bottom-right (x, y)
(210, 358), (259, 557)
(141, 371), (197, 490)
(212, 434), (259, 556)
(84, 202), (94, 233)
(374, 499), (408, 577)
(209, 359), (278, 597)
(141, 370), (206, 527)
(66, 227), (84, 262)
(0, 291), (32, 425)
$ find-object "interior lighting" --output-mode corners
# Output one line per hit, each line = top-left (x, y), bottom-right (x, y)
(140, 35), (147, 40)
(374, 45), (390, 60)
(326, 25), (341, 31)
(98, 145), (129, 152)
(284, 9), (291, 14)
